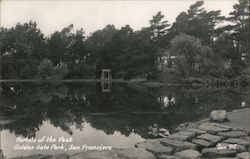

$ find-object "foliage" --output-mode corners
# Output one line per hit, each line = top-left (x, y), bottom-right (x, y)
(170, 34), (216, 78)
(0, 21), (48, 79)
(224, 0), (249, 75)
(37, 58), (54, 79)
(149, 11), (170, 46)
(98, 25), (158, 79)
(0, 0), (249, 82)
(37, 58), (69, 80)
(168, 1), (225, 45)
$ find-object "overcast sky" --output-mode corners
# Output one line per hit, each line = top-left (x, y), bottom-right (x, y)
(1, 0), (237, 36)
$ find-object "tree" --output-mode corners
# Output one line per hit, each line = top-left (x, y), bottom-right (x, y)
(168, 1), (225, 45)
(37, 58), (69, 80)
(98, 25), (158, 79)
(213, 33), (240, 76)
(85, 25), (117, 77)
(149, 11), (170, 49)
(98, 25), (134, 78)
(37, 58), (54, 79)
(86, 25), (117, 55)
(149, 11), (170, 41)
(53, 63), (69, 79)
(0, 21), (48, 79)
(47, 25), (91, 78)
(170, 34), (216, 78)
(47, 24), (74, 65)
(226, 0), (249, 73)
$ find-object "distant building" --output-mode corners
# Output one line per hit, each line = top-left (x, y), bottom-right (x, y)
(100, 69), (112, 80)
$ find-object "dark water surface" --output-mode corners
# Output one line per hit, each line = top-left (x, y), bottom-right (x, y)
(0, 82), (249, 158)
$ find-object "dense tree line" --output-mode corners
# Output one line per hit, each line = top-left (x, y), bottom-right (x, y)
(0, 0), (249, 81)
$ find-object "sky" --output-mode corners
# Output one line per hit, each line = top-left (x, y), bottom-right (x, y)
(0, 0), (238, 36)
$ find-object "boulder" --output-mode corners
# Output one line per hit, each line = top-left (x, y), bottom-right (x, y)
(177, 131), (196, 138)
(135, 139), (173, 156)
(217, 131), (247, 138)
(236, 152), (250, 159)
(197, 133), (224, 143)
(70, 150), (119, 159)
(223, 138), (249, 147)
(198, 123), (232, 134)
(167, 134), (191, 141)
(157, 155), (178, 159)
(209, 110), (228, 122)
(201, 147), (236, 158)
(175, 122), (198, 132)
(216, 157), (237, 159)
(117, 147), (156, 159)
(51, 153), (68, 159)
(26, 154), (52, 159)
(186, 128), (206, 136)
(239, 136), (250, 142)
(192, 139), (214, 148)
(174, 149), (201, 159)
(160, 138), (196, 152)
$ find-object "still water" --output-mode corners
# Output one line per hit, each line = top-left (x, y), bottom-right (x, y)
(0, 82), (249, 158)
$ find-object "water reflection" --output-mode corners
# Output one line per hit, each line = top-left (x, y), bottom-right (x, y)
(157, 96), (176, 110)
(0, 82), (249, 157)
(101, 82), (112, 92)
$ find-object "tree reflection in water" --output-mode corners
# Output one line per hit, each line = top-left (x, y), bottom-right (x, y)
(0, 82), (248, 139)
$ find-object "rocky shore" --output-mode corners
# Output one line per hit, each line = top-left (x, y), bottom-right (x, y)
(5, 109), (250, 159)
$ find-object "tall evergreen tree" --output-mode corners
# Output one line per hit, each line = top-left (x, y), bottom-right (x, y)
(227, 0), (249, 65)
(168, 1), (225, 45)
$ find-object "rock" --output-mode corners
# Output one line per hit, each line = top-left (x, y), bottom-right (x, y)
(209, 110), (228, 122)
(236, 152), (250, 159)
(175, 123), (187, 132)
(217, 131), (247, 138)
(117, 147), (156, 159)
(158, 133), (168, 138)
(160, 138), (196, 152)
(223, 138), (249, 147)
(174, 149), (201, 159)
(167, 133), (191, 141)
(242, 128), (250, 136)
(10, 154), (52, 159)
(192, 139), (214, 148)
(239, 136), (250, 142)
(52, 153), (68, 159)
(175, 122), (198, 132)
(186, 128), (206, 135)
(177, 131), (196, 138)
(232, 127), (245, 131)
(201, 147), (236, 158)
(25, 154), (52, 159)
(135, 139), (173, 156)
(157, 155), (178, 159)
(216, 157), (237, 159)
(70, 150), (119, 159)
(159, 128), (170, 136)
(198, 123), (232, 134)
(197, 133), (224, 143)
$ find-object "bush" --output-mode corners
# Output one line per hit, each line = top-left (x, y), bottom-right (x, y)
(37, 59), (54, 79)
(37, 58), (69, 80)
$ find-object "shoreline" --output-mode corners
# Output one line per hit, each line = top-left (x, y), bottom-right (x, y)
(4, 108), (249, 159)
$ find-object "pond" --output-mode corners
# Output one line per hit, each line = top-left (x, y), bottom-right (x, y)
(0, 82), (249, 158)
